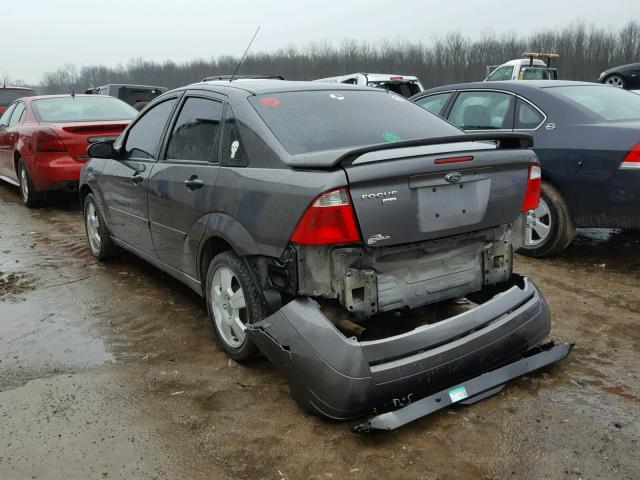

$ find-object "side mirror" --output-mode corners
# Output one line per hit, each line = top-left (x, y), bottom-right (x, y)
(88, 141), (119, 159)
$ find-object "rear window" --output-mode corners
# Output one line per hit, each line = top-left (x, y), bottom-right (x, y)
(32, 96), (138, 123)
(549, 85), (640, 122)
(249, 90), (461, 155)
(0, 89), (36, 107)
(368, 81), (421, 98)
(117, 87), (164, 105)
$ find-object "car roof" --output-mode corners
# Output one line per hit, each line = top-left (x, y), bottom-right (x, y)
(188, 79), (374, 95)
(421, 80), (603, 95)
(23, 94), (115, 101)
(1, 86), (36, 91)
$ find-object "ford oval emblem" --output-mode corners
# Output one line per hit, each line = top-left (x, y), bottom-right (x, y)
(445, 172), (462, 183)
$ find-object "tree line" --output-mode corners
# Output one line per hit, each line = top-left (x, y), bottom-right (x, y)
(36, 20), (640, 94)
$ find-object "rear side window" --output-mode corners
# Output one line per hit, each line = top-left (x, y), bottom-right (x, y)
(249, 90), (461, 155)
(414, 93), (452, 116)
(125, 98), (177, 159)
(221, 106), (247, 167)
(548, 85), (640, 122)
(515, 99), (544, 129)
(166, 97), (223, 162)
(448, 91), (514, 130)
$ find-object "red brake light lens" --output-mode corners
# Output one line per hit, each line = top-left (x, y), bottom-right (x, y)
(521, 164), (541, 212)
(434, 155), (473, 165)
(290, 188), (360, 245)
(35, 128), (66, 152)
(621, 143), (640, 168)
(390, 76), (404, 80)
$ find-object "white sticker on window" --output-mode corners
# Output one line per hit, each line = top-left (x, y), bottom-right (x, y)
(448, 385), (468, 403)
(329, 93), (345, 100)
(230, 140), (239, 159)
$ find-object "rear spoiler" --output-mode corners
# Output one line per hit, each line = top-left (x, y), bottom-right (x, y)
(288, 133), (533, 169)
(337, 133), (533, 166)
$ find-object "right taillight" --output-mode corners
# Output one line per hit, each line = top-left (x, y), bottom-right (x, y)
(290, 188), (361, 245)
(35, 128), (67, 152)
(521, 164), (542, 212)
(620, 143), (640, 169)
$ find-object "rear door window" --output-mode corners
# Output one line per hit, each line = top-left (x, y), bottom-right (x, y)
(165, 97), (223, 162)
(414, 93), (453, 116)
(8, 103), (26, 127)
(448, 91), (514, 130)
(515, 98), (545, 129)
(487, 65), (514, 81)
(124, 98), (177, 159)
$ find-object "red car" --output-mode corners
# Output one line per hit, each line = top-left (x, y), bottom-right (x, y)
(0, 94), (137, 207)
(0, 86), (36, 114)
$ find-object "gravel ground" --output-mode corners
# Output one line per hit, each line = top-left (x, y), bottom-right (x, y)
(0, 183), (638, 480)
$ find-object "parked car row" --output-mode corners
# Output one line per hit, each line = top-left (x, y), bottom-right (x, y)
(13, 73), (640, 430)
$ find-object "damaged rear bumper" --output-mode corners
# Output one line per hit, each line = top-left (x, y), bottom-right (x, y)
(246, 275), (561, 421)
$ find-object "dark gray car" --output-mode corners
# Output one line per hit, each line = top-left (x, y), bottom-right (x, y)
(80, 80), (571, 429)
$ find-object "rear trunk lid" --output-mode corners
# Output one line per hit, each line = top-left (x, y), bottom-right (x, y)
(52, 121), (129, 161)
(344, 142), (536, 247)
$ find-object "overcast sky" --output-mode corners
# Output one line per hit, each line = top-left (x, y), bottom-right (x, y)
(4, 0), (638, 84)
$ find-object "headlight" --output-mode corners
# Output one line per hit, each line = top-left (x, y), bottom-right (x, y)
(599, 71), (607, 79)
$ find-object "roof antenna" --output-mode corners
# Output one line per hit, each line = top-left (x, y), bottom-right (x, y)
(229, 26), (260, 82)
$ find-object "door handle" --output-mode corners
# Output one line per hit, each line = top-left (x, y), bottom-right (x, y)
(131, 174), (144, 184)
(184, 175), (204, 190)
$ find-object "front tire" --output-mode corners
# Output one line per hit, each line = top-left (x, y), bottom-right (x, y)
(518, 182), (575, 258)
(604, 74), (626, 89)
(205, 251), (264, 361)
(18, 159), (45, 208)
(83, 193), (118, 260)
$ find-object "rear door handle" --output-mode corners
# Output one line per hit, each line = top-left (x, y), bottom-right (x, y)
(131, 174), (144, 184)
(184, 176), (204, 190)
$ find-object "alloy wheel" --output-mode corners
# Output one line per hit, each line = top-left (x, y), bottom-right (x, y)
(525, 198), (552, 247)
(605, 76), (624, 88)
(85, 201), (102, 254)
(20, 166), (29, 202)
(210, 266), (247, 348)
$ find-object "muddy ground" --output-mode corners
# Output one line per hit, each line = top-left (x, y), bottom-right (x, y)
(0, 183), (638, 480)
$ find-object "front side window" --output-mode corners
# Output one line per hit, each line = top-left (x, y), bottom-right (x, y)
(414, 93), (453, 116)
(548, 85), (640, 122)
(166, 97), (223, 162)
(487, 65), (514, 81)
(448, 91), (514, 130)
(515, 98), (544, 129)
(32, 96), (138, 123)
(124, 98), (177, 159)
(8, 103), (26, 127)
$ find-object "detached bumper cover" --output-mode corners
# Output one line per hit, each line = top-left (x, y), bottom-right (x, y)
(247, 276), (559, 421)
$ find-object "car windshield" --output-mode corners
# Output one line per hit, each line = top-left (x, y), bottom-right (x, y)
(548, 85), (640, 122)
(249, 90), (462, 155)
(0, 89), (36, 107)
(32, 96), (138, 123)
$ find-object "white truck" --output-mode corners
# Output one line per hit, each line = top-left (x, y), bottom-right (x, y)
(485, 53), (559, 82)
(314, 73), (424, 98)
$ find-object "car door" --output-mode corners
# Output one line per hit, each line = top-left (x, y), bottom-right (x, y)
(101, 95), (179, 254)
(445, 90), (515, 132)
(147, 92), (224, 276)
(0, 103), (20, 178)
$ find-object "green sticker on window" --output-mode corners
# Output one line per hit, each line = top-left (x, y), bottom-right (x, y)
(382, 131), (401, 142)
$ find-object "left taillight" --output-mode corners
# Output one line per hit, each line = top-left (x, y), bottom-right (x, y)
(290, 188), (361, 245)
(620, 143), (640, 169)
(521, 163), (542, 212)
(35, 128), (67, 152)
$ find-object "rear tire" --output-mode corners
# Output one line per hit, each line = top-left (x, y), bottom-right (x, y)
(518, 182), (575, 258)
(83, 193), (118, 260)
(205, 251), (264, 361)
(18, 159), (45, 208)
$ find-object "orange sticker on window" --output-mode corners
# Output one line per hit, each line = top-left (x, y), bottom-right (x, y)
(260, 97), (281, 107)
